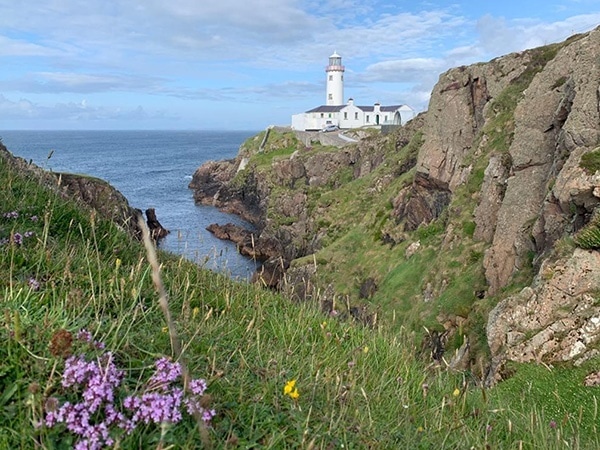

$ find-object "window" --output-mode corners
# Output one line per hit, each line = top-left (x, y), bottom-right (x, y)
(354, 112), (358, 120)
(366, 115), (370, 122)
(385, 115), (388, 122)
(329, 75), (333, 81)
(328, 113), (332, 118)
(328, 93), (332, 100)
(344, 112), (347, 119)
(320, 113), (324, 118)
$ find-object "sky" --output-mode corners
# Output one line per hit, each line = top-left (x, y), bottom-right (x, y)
(1, 1), (599, 130)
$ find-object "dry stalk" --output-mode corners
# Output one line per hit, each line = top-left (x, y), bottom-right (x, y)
(138, 216), (211, 447)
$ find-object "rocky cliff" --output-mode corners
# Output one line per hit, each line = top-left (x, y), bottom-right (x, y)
(189, 28), (600, 378)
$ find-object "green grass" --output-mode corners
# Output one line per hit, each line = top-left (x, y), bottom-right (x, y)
(580, 148), (600, 175)
(3, 138), (600, 449)
(574, 209), (600, 249)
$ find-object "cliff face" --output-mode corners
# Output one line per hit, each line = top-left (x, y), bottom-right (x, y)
(189, 28), (600, 374)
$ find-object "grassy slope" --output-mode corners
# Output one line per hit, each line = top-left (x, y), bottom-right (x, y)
(1, 139), (600, 450)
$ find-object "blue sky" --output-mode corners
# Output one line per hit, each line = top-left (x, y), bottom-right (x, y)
(1, 1), (599, 130)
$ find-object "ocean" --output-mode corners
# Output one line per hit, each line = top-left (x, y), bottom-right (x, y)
(0, 130), (260, 279)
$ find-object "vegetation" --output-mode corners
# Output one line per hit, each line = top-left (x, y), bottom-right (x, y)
(3, 136), (600, 449)
(580, 147), (600, 175)
(574, 209), (600, 249)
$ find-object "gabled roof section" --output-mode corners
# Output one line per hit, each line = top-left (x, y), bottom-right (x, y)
(306, 105), (345, 113)
(356, 105), (405, 112)
(380, 105), (405, 112)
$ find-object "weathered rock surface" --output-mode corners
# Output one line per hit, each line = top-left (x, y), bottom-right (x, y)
(487, 248), (600, 369)
(188, 159), (265, 226)
(483, 31), (600, 294)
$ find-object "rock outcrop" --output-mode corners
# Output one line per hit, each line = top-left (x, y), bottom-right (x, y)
(146, 208), (169, 240)
(486, 248), (600, 380)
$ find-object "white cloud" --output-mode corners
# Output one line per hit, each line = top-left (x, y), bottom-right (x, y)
(359, 58), (445, 83)
(0, 94), (174, 122)
(476, 13), (600, 56)
(0, 35), (62, 57)
(1, 72), (167, 94)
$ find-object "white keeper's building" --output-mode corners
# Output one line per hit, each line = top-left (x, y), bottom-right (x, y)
(291, 52), (415, 131)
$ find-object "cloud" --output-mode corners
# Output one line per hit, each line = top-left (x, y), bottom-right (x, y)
(0, 35), (62, 57)
(476, 13), (600, 56)
(359, 58), (445, 83)
(0, 94), (175, 122)
(1, 72), (167, 94)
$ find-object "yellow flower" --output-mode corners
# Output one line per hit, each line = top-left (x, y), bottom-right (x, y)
(289, 388), (300, 400)
(284, 379), (299, 400)
(363, 346), (369, 354)
(161, 326), (168, 333)
(453, 388), (460, 397)
(192, 307), (200, 319)
(115, 258), (122, 270)
(284, 379), (296, 395)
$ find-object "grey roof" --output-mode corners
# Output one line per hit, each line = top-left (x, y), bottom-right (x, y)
(357, 105), (404, 112)
(306, 105), (345, 113)
(305, 104), (405, 113)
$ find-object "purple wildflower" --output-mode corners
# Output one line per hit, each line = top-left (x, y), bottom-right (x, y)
(24, 230), (35, 238)
(125, 389), (184, 424)
(202, 409), (216, 423)
(147, 357), (182, 390)
(3, 211), (18, 219)
(12, 232), (23, 245)
(189, 378), (207, 396)
(550, 420), (557, 429)
(62, 355), (94, 387)
(28, 278), (40, 291)
(30, 215), (39, 222)
(76, 329), (93, 343)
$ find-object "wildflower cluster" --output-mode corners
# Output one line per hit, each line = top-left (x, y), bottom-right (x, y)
(44, 330), (214, 449)
(1, 210), (38, 246)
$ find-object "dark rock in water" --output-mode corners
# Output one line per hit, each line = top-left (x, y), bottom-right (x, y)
(206, 222), (280, 262)
(206, 223), (254, 253)
(146, 208), (169, 240)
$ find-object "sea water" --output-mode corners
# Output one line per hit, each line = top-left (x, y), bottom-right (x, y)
(0, 130), (260, 279)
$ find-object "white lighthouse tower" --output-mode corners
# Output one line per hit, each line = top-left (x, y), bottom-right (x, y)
(325, 51), (344, 106)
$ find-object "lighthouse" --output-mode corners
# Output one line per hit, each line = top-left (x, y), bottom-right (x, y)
(325, 51), (344, 106)
(290, 52), (415, 131)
